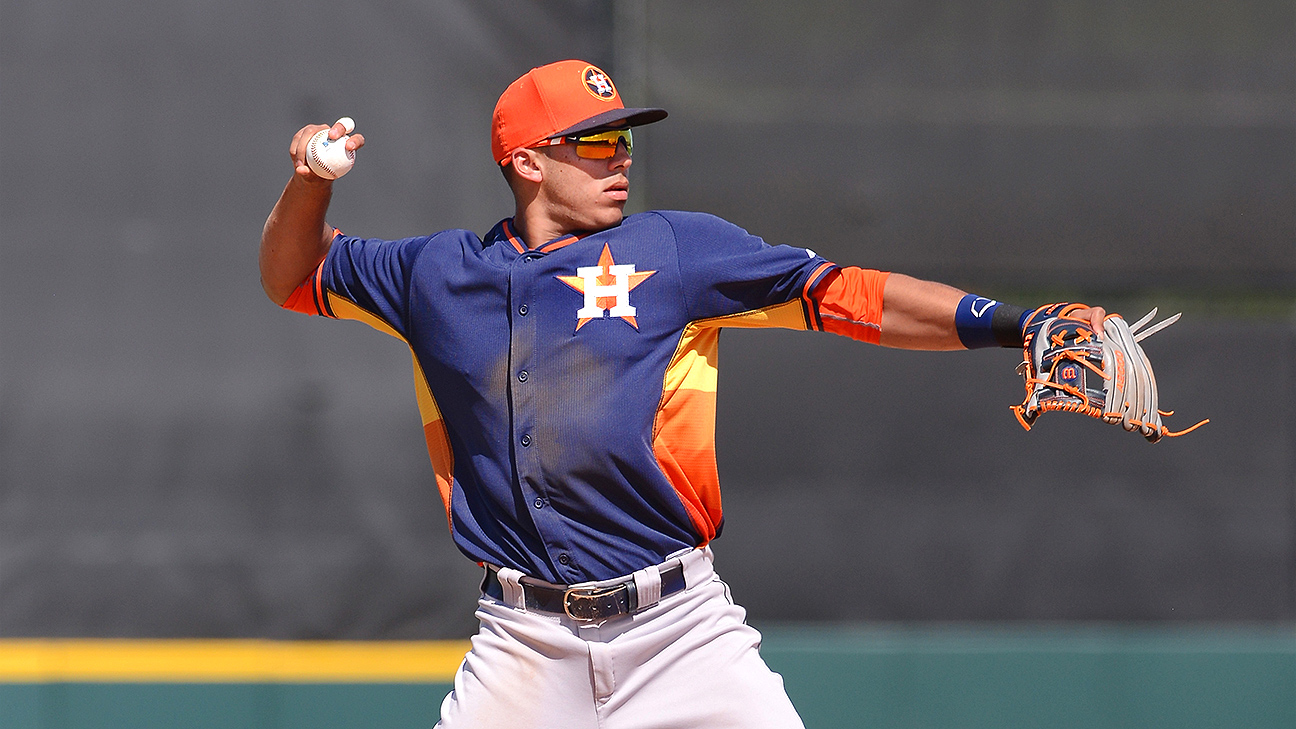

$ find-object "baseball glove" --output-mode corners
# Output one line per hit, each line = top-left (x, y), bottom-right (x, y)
(1011, 303), (1207, 442)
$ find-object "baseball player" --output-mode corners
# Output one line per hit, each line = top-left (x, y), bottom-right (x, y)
(260, 60), (1108, 728)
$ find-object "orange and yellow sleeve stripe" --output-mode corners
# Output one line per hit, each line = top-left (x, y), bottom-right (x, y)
(653, 298), (825, 543)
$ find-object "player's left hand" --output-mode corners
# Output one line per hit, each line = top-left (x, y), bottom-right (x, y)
(1071, 306), (1106, 335)
(1011, 303), (1207, 442)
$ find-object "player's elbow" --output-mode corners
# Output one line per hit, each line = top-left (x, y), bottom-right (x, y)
(257, 248), (294, 306)
(257, 249), (304, 307)
(260, 275), (293, 307)
(258, 233), (323, 307)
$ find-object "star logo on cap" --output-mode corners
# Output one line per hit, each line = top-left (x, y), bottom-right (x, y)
(583, 66), (617, 100)
(557, 243), (655, 331)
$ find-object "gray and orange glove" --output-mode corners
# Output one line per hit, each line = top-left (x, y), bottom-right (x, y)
(1012, 303), (1207, 442)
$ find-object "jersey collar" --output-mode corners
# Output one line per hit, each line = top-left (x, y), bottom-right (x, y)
(487, 218), (605, 256)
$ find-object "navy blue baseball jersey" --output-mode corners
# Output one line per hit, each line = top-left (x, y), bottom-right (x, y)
(284, 210), (886, 583)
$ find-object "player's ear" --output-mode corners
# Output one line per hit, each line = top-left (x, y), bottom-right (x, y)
(508, 148), (545, 185)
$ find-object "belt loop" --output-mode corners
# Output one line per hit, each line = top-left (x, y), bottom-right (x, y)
(496, 567), (527, 610)
(633, 564), (662, 610)
(681, 547), (714, 590)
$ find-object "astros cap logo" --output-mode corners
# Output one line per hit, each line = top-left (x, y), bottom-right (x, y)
(583, 66), (617, 100)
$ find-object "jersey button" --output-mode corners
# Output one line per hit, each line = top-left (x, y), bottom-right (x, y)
(558, 553), (570, 566)
(520, 434), (532, 447)
(518, 304), (529, 316)
(533, 497), (544, 509)
(517, 370), (529, 383)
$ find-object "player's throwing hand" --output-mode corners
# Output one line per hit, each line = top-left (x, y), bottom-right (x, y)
(289, 118), (365, 181)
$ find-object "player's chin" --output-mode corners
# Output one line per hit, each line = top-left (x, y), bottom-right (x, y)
(590, 201), (627, 226)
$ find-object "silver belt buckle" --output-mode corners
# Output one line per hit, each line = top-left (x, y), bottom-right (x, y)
(562, 584), (626, 622)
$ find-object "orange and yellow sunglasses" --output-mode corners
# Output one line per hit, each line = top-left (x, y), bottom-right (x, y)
(531, 129), (633, 159)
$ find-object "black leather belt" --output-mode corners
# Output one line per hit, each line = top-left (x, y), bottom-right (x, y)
(482, 563), (687, 622)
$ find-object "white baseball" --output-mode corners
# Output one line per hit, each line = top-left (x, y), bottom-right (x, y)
(306, 117), (357, 180)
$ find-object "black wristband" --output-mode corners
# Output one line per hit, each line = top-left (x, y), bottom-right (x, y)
(991, 303), (1029, 348)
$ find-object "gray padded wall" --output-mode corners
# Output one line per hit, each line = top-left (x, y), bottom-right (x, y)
(1, 0), (1292, 638)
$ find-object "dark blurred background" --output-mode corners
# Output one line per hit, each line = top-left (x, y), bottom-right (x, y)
(1, 0), (1292, 640)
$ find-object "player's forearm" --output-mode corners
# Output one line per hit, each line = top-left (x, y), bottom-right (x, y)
(877, 273), (967, 350)
(260, 175), (336, 305)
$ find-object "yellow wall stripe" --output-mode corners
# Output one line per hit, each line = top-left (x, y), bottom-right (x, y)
(0, 640), (469, 683)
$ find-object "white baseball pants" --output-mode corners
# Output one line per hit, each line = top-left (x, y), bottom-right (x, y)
(435, 547), (805, 729)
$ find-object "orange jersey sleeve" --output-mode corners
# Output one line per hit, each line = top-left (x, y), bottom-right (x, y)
(277, 229), (339, 317)
(280, 260), (329, 316)
(810, 267), (890, 344)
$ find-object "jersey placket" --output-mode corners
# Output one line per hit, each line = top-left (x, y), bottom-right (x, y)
(508, 250), (581, 583)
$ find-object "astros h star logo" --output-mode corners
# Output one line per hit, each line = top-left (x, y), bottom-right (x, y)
(557, 243), (656, 331)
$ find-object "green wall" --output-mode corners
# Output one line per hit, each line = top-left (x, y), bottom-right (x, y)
(2, 626), (1291, 729)
(763, 624), (1296, 729)
(0, 684), (448, 729)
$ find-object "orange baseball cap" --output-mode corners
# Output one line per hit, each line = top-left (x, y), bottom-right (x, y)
(491, 60), (667, 165)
